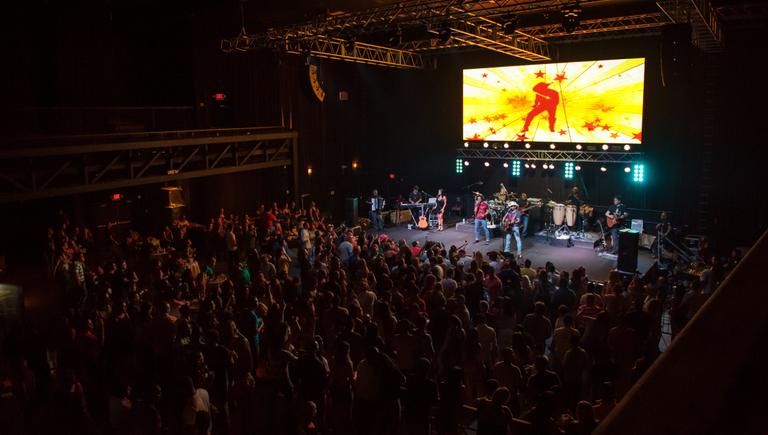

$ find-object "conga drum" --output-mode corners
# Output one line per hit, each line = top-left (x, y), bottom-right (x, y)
(566, 205), (577, 227)
(553, 204), (565, 225)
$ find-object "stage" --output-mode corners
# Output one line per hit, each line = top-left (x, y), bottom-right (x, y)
(379, 220), (655, 282)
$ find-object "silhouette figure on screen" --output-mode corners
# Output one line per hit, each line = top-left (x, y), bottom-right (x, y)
(522, 82), (560, 133)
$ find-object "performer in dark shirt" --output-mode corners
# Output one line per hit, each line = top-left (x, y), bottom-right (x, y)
(409, 185), (423, 222)
(605, 195), (629, 254)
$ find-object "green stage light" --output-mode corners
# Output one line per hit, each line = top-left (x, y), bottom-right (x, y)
(632, 163), (645, 183)
(511, 160), (522, 176)
(455, 158), (464, 174)
(564, 161), (575, 179)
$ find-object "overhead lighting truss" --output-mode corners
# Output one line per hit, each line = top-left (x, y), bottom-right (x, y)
(221, 0), (722, 66)
(457, 148), (643, 163)
(283, 37), (432, 69)
(523, 13), (670, 39)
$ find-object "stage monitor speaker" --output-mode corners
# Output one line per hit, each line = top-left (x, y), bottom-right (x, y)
(617, 229), (640, 274)
(344, 197), (359, 227)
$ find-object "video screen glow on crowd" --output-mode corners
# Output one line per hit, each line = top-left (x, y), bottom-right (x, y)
(463, 58), (645, 144)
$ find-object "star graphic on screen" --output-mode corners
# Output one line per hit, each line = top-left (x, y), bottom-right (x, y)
(633, 131), (642, 141)
(516, 133), (528, 141)
(598, 64), (604, 68)
(470, 133), (483, 140)
(482, 73), (488, 78)
(610, 132), (619, 139)
(593, 117), (602, 124)
(483, 115), (492, 122)
(468, 117), (477, 124)
(583, 122), (596, 131)
(535, 70), (545, 78)
(558, 129), (567, 136)
(498, 113), (507, 120)
(554, 73), (567, 83)
(601, 124), (611, 131)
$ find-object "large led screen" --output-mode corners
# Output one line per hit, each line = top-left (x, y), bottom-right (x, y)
(463, 58), (644, 144)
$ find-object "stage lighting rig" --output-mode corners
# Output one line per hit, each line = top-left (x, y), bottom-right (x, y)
(438, 22), (452, 43)
(561, 2), (582, 34)
(502, 14), (518, 35)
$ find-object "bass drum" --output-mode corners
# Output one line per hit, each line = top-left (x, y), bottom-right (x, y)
(553, 204), (566, 225)
(486, 208), (500, 228)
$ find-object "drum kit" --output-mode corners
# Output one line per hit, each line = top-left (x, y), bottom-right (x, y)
(486, 188), (520, 229)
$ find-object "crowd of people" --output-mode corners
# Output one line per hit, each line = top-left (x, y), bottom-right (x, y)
(0, 199), (741, 435)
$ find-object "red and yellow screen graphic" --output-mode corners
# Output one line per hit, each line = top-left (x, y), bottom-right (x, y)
(463, 58), (644, 144)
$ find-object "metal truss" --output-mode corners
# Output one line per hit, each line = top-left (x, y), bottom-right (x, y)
(280, 36), (431, 69)
(456, 148), (644, 163)
(223, 0), (557, 64)
(656, 0), (723, 51)
(0, 129), (298, 203)
(523, 13), (670, 39)
(446, 20), (550, 61)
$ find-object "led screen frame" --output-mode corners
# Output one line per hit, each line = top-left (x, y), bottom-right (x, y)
(463, 58), (644, 144)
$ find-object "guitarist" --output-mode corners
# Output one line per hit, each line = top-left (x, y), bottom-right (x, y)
(605, 195), (629, 254)
(519, 192), (531, 237)
(502, 202), (523, 258)
(474, 193), (491, 244)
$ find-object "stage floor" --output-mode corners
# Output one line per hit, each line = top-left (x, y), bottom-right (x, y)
(380, 222), (654, 282)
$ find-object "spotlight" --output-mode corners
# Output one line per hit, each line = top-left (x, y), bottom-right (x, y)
(525, 143), (531, 149)
(575, 144), (582, 150)
(575, 165), (581, 171)
(531, 163), (537, 169)
(351, 160), (359, 170)
(342, 31), (357, 53)
(550, 163), (556, 170)
(600, 166), (607, 172)
(602, 144), (609, 150)
(549, 143), (556, 149)
(455, 159), (463, 174)
(307, 166), (313, 176)
(464, 142), (469, 148)
(624, 166), (631, 173)
(511, 160), (522, 176)
(524, 163), (530, 168)
(483, 142), (489, 148)
(503, 142), (509, 149)
(464, 160), (470, 166)
(502, 14), (518, 35)
(624, 144), (631, 151)
(438, 24), (452, 43)
(503, 162), (509, 168)
(561, 2), (582, 34)
(484, 161), (490, 167)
